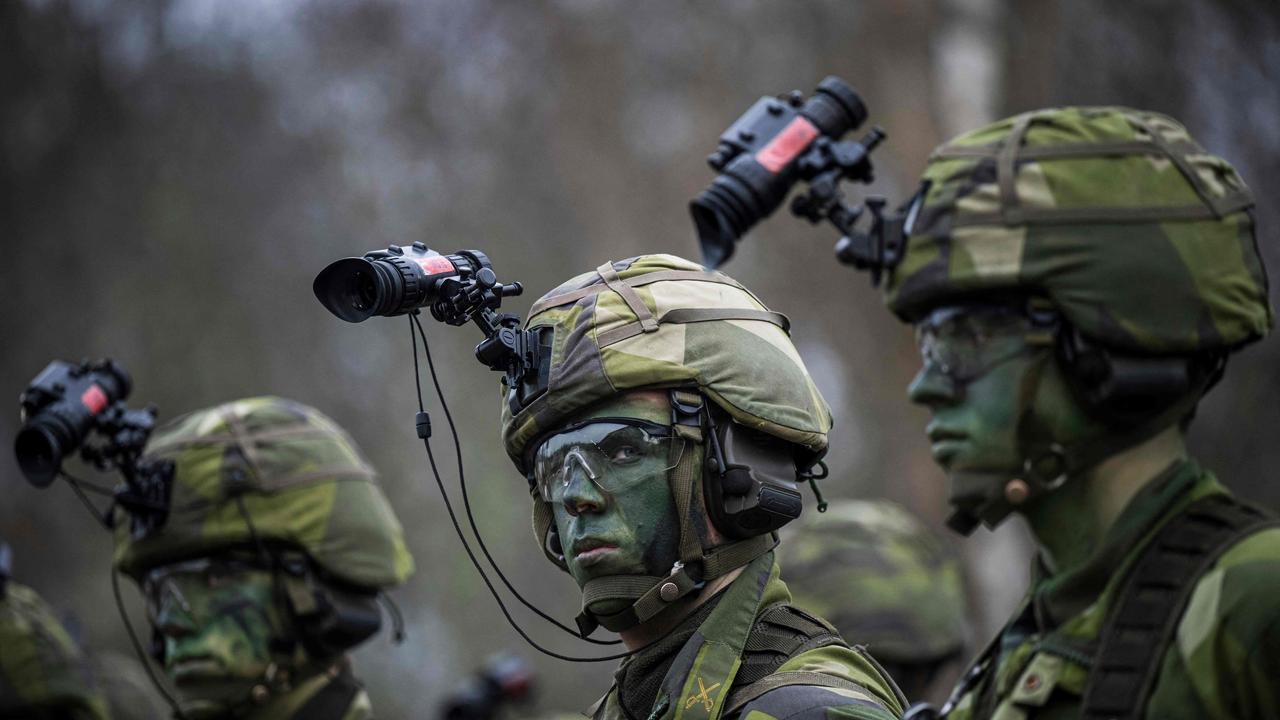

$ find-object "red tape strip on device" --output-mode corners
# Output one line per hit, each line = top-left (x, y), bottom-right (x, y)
(755, 117), (819, 173)
(80, 385), (108, 415)
(417, 256), (456, 275)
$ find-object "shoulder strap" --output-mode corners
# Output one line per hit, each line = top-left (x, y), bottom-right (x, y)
(1081, 493), (1279, 720)
(722, 671), (879, 716)
(724, 605), (905, 717)
(737, 603), (844, 676)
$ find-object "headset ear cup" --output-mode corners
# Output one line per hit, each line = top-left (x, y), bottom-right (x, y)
(1057, 326), (1201, 426)
(704, 423), (803, 540)
(296, 585), (382, 658)
(701, 458), (732, 538)
(546, 525), (568, 571)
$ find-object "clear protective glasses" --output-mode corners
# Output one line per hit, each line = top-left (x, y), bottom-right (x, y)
(531, 420), (686, 503)
(915, 305), (1044, 383)
(142, 557), (269, 628)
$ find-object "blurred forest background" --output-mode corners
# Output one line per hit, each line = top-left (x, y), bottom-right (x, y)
(3, 0), (1279, 715)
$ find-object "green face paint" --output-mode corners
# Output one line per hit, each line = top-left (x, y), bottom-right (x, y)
(537, 392), (686, 615)
(534, 422), (685, 503)
(907, 306), (1100, 515)
(144, 559), (289, 711)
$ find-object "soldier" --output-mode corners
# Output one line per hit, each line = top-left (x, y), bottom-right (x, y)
(498, 254), (906, 720)
(1, 539), (114, 720)
(111, 397), (415, 720)
(777, 500), (969, 704)
(1, 540), (169, 720)
(850, 107), (1278, 717)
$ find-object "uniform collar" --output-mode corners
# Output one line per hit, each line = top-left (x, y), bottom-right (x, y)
(597, 552), (787, 720)
(235, 663), (368, 720)
(1030, 459), (1222, 629)
(614, 591), (723, 720)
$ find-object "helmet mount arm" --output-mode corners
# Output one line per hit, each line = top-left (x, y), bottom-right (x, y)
(785, 133), (927, 288)
(424, 267), (552, 415)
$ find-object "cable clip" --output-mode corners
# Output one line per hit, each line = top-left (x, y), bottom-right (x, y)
(798, 459), (829, 512)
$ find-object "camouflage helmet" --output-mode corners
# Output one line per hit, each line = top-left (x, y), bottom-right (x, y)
(500, 254), (832, 472)
(503, 254), (833, 633)
(885, 106), (1272, 354)
(778, 499), (968, 664)
(0, 580), (111, 720)
(113, 397), (414, 590)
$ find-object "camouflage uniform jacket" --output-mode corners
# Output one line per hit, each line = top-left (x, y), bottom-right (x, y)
(945, 460), (1280, 719)
(243, 666), (374, 720)
(590, 552), (904, 720)
(0, 580), (111, 720)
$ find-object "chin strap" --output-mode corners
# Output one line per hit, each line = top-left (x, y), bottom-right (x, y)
(946, 349), (1213, 536)
(572, 390), (779, 636)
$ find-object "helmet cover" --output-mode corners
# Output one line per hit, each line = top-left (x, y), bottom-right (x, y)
(113, 397), (414, 590)
(886, 106), (1271, 354)
(501, 254), (833, 473)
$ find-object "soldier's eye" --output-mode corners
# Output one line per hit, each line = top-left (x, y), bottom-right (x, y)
(608, 445), (642, 464)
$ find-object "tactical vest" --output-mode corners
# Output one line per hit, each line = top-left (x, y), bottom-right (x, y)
(942, 493), (1277, 719)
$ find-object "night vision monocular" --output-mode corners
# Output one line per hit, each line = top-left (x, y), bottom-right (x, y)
(691, 75), (916, 283)
(314, 243), (551, 412)
(14, 358), (173, 535)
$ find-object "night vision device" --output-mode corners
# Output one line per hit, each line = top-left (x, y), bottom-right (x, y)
(691, 75), (918, 283)
(15, 359), (173, 536)
(314, 244), (551, 413)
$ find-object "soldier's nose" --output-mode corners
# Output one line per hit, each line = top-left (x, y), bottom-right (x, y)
(907, 362), (960, 408)
(156, 613), (198, 639)
(561, 453), (607, 516)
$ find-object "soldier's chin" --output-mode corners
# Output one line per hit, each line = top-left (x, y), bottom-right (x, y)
(945, 468), (1018, 532)
(173, 675), (261, 714)
(584, 595), (634, 619)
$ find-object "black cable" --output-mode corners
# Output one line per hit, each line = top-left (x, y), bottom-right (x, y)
(232, 491), (303, 667)
(233, 494), (273, 568)
(112, 568), (187, 719)
(419, 424), (641, 661)
(378, 592), (406, 644)
(410, 313), (619, 646)
(409, 312), (426, 414)
(59, 472), (112, 530)
(406, 314), (687, 662)
(59, 473), (116, 497)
